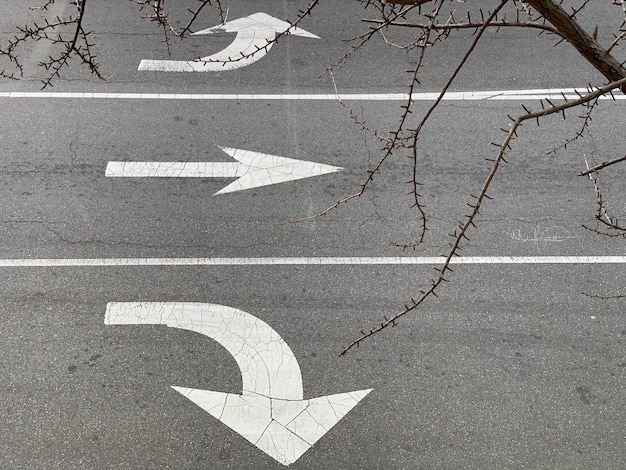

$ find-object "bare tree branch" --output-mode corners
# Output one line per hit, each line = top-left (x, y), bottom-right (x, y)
(341, 77), (626, 356)
(3, 0), (626, 352)
(579, 154), (626, 176)
(525, 0), (626, 92)
(362, 18), (560, 36)
(581, 154), (626, 237)
(394, 0), (510, 249)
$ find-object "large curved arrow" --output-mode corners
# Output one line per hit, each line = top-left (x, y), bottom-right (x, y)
(138, 12), (320, 72)
(105, 302), (372, 466)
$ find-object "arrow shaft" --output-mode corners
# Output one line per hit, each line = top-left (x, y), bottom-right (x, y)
(200, 30), (274, 64)
(138, 30), (274, 72)
(105, 161), (244, 178)
(105, 302), (304, 400)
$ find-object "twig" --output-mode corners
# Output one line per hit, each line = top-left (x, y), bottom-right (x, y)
(579, 154), (626, 176)
(341, 76), (626, 356)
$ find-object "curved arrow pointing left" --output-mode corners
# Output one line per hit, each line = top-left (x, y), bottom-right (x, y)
(105, 302), (372, 466)
(138, 12), (320, 72)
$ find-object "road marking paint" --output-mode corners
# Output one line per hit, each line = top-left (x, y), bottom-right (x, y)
(1, 89), (624, 101)
(106, 146), (343, 195)
(105, 302), (371, 466)
(2, 256), (626, 267)
(139, 12), (319, 72)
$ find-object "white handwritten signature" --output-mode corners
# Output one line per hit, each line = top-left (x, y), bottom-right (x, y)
(502, 226), (577, 251)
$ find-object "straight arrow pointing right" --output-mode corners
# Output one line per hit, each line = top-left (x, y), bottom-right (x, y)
(105, 146), (343, 195)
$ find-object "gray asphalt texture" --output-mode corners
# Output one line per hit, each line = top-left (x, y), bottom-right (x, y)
(0, 1), (624, 469)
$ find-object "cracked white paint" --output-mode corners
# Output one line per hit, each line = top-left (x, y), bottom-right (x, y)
(169, 387), (371, 465)
(4, 256), (626, 267)
(105, 147), (343, 195)
(138, 12), (319, 72)
(3, 90), (626, 101)
(105, 302), (372, 466)
(105, 302), (303, 398)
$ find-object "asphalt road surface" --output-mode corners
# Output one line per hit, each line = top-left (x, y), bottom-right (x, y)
(1, 1), (625, 469)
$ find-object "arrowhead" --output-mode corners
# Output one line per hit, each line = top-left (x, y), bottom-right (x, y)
(172, 386), (372, 466)
(192, 12), (320, 39)
(215, 147), (343, 195)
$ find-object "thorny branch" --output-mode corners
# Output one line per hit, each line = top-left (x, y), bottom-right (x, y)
(2, 0), (626, 350)
(190, 0), (321, 68)
(0, 0), (104, 86)
(579, 154), (626, 176)
(324, 0), (626, 350)
(178, 0), (228, 37)
(132, 0), (228, 40)
(325, 1), (432, 71)
(581, 154), (626, 237)
(396, 0), (510, 249)
(525, 0), (626, 93)
(362, 17), (560, 37)
(41, 0), (105, 86)
(582, 291), (626, 300)
(0, 0), (232, 86)
(340, 77), (626, 356)
(289, 1), (451, 229)
(547, 94), (599, 155)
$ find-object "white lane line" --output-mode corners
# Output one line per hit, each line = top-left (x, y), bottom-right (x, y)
(0, 89), (624, 101)
(1, 256), (626, 267)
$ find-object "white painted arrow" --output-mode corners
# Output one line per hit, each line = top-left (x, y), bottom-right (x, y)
(105, 146), (343, 195)
(138, 12), (320, 72)
(105, 302), (371, 466)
